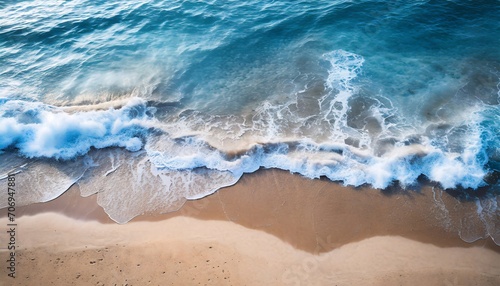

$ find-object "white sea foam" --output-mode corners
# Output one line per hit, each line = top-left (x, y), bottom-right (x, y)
(0, 97), (154, 159)
(0, 51), (494, 190)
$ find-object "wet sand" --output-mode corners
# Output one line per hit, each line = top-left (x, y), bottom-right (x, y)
(1, 169), (499, 285)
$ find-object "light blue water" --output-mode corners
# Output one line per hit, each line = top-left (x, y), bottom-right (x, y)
(0, 1), (499, 240)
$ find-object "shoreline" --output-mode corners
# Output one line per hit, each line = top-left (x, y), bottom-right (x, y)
(1, 169), (499, 285)
(5, 169), (499, 252)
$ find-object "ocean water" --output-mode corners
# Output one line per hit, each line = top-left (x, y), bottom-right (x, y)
(0, 0), (499, 241)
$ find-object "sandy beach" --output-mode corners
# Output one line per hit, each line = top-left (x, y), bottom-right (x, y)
(1, 169), (500, 285)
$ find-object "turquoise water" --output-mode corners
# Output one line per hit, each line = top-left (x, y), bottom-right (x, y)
(0, 1), (499, 240)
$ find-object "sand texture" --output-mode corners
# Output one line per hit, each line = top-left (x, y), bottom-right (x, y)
(1, 169), (499, 285)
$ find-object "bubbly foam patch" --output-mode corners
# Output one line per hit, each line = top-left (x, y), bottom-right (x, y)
(75, 148), (239, 223)
(0, 97), (154, 159)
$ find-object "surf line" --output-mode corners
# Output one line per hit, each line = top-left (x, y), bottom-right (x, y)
(6, 173), (17, 279)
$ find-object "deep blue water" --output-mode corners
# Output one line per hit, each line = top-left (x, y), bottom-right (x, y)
(0, 1), (499, 236)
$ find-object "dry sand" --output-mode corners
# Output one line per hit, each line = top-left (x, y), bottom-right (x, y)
(1, 169), (499, 285)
